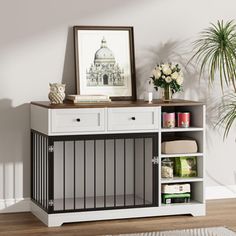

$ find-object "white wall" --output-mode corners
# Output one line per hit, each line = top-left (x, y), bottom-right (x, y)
(1, 0), (236, 212)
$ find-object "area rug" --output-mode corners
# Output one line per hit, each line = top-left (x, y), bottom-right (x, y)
(108, 227), (236, 236)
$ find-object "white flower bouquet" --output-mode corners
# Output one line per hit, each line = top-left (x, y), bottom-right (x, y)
(150, 63), (184, 94)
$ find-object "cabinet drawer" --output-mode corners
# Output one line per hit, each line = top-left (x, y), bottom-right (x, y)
(108, 107), (159, 131)
(51, 108), (105, 133)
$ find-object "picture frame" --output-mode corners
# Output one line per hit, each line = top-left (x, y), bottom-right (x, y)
(73, 26), (136, 101)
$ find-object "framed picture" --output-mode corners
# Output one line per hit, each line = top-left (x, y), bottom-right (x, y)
(73, 26), (136, 100)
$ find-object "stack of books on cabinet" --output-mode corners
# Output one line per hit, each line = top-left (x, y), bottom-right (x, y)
(67, 94), (111, 103)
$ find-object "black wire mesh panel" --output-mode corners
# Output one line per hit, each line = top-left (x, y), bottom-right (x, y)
(31, 131), (158, 213)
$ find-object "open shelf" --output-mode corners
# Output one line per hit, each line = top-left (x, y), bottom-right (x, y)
(161, 155), (204, 180)
(161, 105), (205, 129)
(161, 181), (204, 206)
(161, 131), (204, 153)
(161, 177), (203, 184)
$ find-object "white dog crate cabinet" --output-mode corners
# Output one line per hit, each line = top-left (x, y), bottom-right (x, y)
(30, 100), (205, 227)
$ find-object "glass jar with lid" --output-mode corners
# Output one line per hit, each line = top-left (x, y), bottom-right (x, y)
(161, 158), (174, 178)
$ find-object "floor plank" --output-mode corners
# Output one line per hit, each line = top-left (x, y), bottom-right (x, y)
(0, 199), (236, 236)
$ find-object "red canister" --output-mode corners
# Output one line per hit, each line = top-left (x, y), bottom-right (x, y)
(163, 112), (175, 128)
(177, 112), (190, 128)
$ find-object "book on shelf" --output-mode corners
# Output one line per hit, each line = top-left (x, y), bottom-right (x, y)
(66, 94), (111, 103)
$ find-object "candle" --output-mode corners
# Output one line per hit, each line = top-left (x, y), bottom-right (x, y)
(177, 112), (190, 128)
(163, 112), (175, 128)
(148, 92), (153, 103)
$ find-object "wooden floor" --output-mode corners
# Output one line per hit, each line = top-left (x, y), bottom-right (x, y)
(0, 199), (236, 236)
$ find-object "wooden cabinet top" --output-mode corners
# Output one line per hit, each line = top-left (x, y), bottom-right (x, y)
(31, 99), (204, 109)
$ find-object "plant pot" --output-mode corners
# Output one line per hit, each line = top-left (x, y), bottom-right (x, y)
(162, 86), (172, 101)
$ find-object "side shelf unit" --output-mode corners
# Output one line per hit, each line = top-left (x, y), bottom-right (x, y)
(159, 104), (205, 206)
(30, 99), (205, 227)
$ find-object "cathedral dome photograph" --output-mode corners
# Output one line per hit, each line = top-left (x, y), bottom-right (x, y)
(87, 37), (124, 87)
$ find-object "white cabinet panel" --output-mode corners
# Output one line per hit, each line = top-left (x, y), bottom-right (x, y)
(107, 107), (159, 131)
(51, 108), (105, 133)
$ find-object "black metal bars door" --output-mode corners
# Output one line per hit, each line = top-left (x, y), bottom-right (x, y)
(31, 131), (159, 213)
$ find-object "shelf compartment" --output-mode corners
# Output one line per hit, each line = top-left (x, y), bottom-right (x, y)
(161, 182), (204, 205)
(161, 177), (203, 184)
(161, 131), (204, 154)
(161, 155), (204, 179)
(161, 105), (205, 129)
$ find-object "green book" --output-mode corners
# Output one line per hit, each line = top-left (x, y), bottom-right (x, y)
(162, 193), (191, 204)
(162, 193), (191, 198)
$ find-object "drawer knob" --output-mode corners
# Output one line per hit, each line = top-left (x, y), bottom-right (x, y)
(76, 118), (81, 122)
(131, 117), (136, 120)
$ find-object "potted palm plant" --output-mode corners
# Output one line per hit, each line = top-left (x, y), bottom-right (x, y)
(191, 20), (236, 138)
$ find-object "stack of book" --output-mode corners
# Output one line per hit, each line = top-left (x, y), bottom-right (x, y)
(66, 94), (111, 103)
(162, 184), (191, 204)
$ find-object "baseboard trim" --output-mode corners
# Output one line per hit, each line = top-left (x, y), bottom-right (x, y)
(0, 198), (31, 213)
(206, 185), (236, 200)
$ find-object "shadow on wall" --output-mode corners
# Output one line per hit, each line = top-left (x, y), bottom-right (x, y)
(135, 39), (210, 100)
(136, 40), (180, 99)
(0, 99), (30, 210)
(62, 27), (76, 95)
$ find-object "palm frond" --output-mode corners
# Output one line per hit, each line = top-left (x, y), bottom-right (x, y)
(190, 20), (236, 92)
(217, 93), (236, 139)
